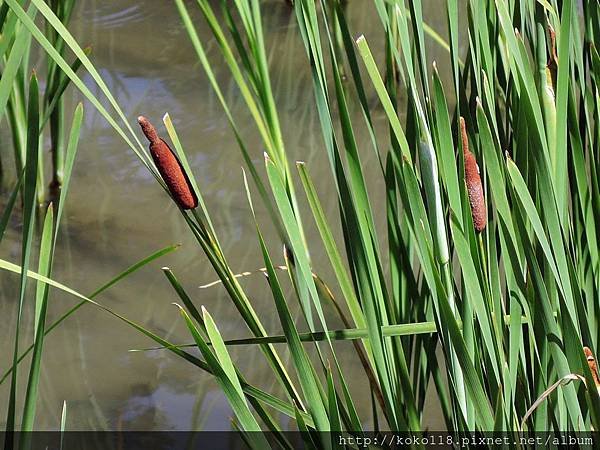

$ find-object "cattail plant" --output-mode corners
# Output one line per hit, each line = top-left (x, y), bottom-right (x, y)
(585, 347), (600, 390)
(459, 117), (486, 232)
(138, 116), (198, 210)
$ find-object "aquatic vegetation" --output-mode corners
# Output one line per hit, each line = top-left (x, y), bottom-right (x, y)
(0, 69), (83, 445)
(1, 0), (600, 445)
(0, 0), (84, 203)
(0, 6), (178, 438)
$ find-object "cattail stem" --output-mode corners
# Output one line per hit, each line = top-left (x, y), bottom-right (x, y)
(49, 98), (65, 188)
(477, 234), (489, 291)
(418, 141), (450, 264)
(418, 140), (467, 422)
(541, 26), (561, 216)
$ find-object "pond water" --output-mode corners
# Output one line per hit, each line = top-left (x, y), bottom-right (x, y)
(0, 0), (453, 431)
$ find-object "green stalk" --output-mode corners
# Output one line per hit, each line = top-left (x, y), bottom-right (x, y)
(138, 314), (534, 349)
(6, 91), (26, 175)
(49, 96), (65, 186)
(418, 141), (467, 422)
(4, 72), (39, 449)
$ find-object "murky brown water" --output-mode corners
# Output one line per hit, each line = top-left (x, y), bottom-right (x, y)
(0, 0), (454, 431)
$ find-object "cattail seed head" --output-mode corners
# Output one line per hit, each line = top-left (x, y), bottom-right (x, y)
(584, 347), (600, 387)
(546, 26), (558, 94)
(138, 116), (198, 210)
(460, 117), (487, 232)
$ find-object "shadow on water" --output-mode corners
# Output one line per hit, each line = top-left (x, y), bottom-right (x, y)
(0, 0), (453, 431)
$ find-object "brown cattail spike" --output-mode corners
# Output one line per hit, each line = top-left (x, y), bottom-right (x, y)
(138, 115), (159, 143)
(138, 116), (198, 210)
(546, 26), (558, 93)
(460, 117), (487, 232)
(584, 347), (600, 387)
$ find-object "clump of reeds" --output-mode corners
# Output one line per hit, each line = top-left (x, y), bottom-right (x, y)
(0, 0), (82, 203)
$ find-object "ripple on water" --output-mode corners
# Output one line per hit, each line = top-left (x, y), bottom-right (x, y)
(90, 4), (146, 29)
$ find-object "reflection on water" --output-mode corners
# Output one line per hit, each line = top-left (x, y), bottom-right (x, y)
(0, 0), (452, 431)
